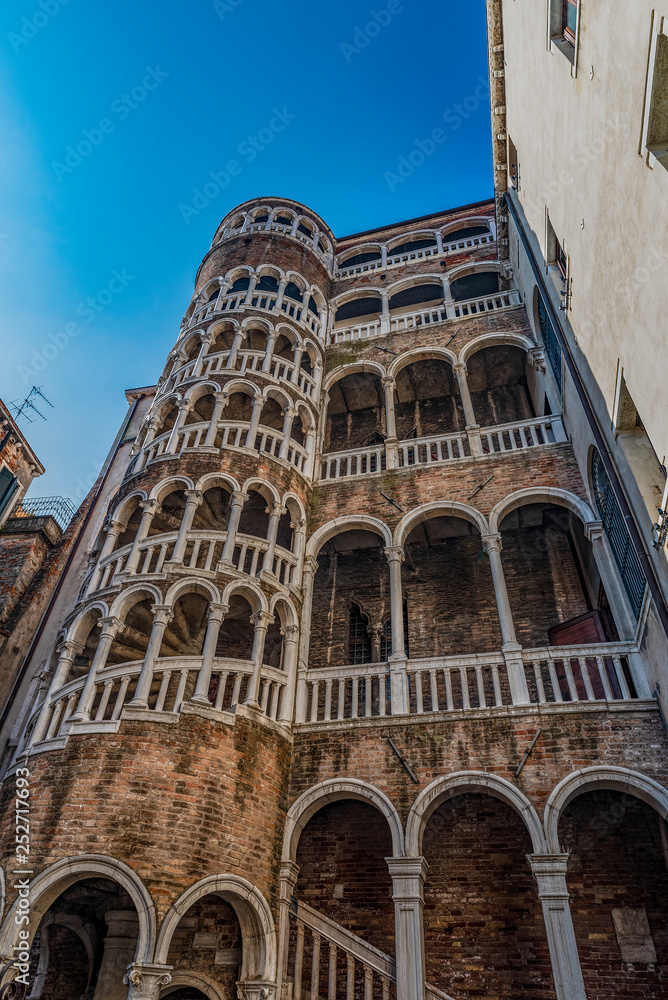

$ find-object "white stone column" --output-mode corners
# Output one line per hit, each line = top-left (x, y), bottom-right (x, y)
(386, 857), (428, 1000)
(244, 274), (259, 305)
(381, 245), (388, 266)
(304, 427), (317, 479)
(278, 408), (296, 461)
(380, 291), (391, 334)
(203, 390), (228, 447)
(71, 617), (123, 722)
(167, 489), (202, 566)
(262, 503), (287, 574)
(435, 231), (444, 253)
(123, 964), (173, 1000)
(276, 277), (288, 310)
(277, 624), (300, 724)
(481, 533), (530, 705)
(93, 910), (140, 1000)
(290, 518), (307, 589)
(227, 328), (245, 369)
(219, 490), (249, 567)
(129, 606), (173, 709)
(30, 640), (81, 745)
(277, 861), (300, 995)
(313, 358), (324, 396)
(290, 344), (304, 383)
(264, 211), (275, 230)
(88, 518), (123, 592)
(193, 332), (214, 378)
(245, 395), (265, 451)
(122, 500), (160, 576)
(382, 376), (399, 470)
(384, 546), (409, 714)
(262, 331), (279, 373)
(191, 602), (229, 705)
(245, 611), (274, 708)
(528, 855), (587, 1000)
(165, 399), (193, 455)
(295, 556), (318, 723)
(453, 362), (482, 456)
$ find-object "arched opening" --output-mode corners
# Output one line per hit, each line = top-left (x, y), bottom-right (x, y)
(222, 389), (253, 424)
(388, 283), (443, 314)
(466, 345), (536, 428)
(26, 877), (141, 1000)
(423, 794), (553, 997)
(158, 403), (179, 436)
(185, 394), (216, 426)
(210, 326), (236, 354)
(160, 592), (209, 657)
(289, 800), (395, 999)
(244, 327), (268, 355)
(163, 894), (243, 1000)
(339, 249), (382, 269)
(450, 271), (500, 301)
(258, 396), (285, 437)
(402, 515), (502, 684)
(395, 359), (465, 439)
(499, 502), (618, 650)
(273, 332), (295, 364)
(69, 608), (105, 682)
(290, 411), (305, 447)
(237, 490), (270, 540)
(442, 223), (490, 244)
(150, 490), (187, 538)
(388, 236), (437, 258)
(325, 372), (385, 454)
(334, 296), (382, 324)
(559, 789), (668, 997)
(115, 497), (143, 549)
(107, 597), (154, 666)
(310, 529), (390, 670)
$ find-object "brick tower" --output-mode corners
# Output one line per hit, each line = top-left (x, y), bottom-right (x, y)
(0, 196), (667, 1000)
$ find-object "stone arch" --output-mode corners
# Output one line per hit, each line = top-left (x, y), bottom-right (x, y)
(109, 490), (148, 527)
(331, 287), (384, 311)
(544, 766), (668, 853)
(241, 477), (281, 506)
(488, 487), (596, 534)
(406, 771), (547, 856)
(149, 476), (195, 505)
(162, 971), (225, 999)
(458, 331), (535, 365)
(0, 855), (156, 964)
(281, 491), (305, 522)
(164, 577), (221, 608)
(323, 360), (387, 394)
(194, 472), (240, 495)
(440, 215), (492, 238)
(337, 242), (383, 267)
(447, 260), (504, 282)
(221, 378), (261, 398)
(393, 502), (489, 548)
(109, 583), (164, 620)
(306, 516), (393, 559)
(269, 593), (299, 629)
(220, 579), (268, 615)
(388, 347), (457, 380)
(386, 229), (438, 254)
(282, 779), (404, 863)
(385, 272), (444, 297)
(64, 603), (110, 649)
(154, 875), (276, 982)
(183, 381), (221, 405)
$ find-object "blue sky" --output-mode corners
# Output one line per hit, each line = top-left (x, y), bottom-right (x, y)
(0, 0), (492, 502)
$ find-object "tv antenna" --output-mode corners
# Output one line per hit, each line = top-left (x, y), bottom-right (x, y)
(11, 386), (53, 424)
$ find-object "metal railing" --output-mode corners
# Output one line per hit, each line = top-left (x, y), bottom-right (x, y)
(10, 496), (77, 531)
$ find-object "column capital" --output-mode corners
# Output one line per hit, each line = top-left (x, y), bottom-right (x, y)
(481, 532), (503, 554)
(583, 519), (604, 542)
(303, 555), (319, 578)
(236, 982), (276, 1000)
(453, 361), (468, 376)
(213, 388), (229, 401)
(56, 638), (83, 659)
(251, 610), (275, 629)
(178, 398), (194, 412)
(280, 859), (300, 887)
(99, 615), (124, 637)
(231, 490), (250, 507)
(527, 346), (547, 372)
(123, 963), (173, 997)
(199, 330), (216, 346)
(386, 856), (429, 883)
(528, 853), (571, 878)
(184, 489), (203, 505)
(140, 499), (161, 516)
(150, 605), (173, 626)
(290, 518), (307, 532)
(270, 503), (288, 517)
(384, 545), (405, 565)
(207, 602), (229, 623)
(381, 374), (396, 389)
(106, 516), (124, 532)
(280, 624), (300, 641)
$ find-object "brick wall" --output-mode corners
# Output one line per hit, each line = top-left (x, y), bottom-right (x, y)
(196, 234), (331, 296)
(32, 924), (90, 999)
(166, 895), (242, 1000)
(560, 790), (668, 999)
(0, 527), (54, 626)
(423, 793), (555, 999)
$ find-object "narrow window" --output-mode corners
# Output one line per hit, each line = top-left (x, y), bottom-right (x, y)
(349, 604), (372, 665)
(538, 294), (563, 391)
(592, 450), (646, 619)
(555, 236), (568, 281)
(562, 0), (578, 46)
(508, 135), (519, 189)
(643, 21), (668, 169)
(0, 467), (18, 519)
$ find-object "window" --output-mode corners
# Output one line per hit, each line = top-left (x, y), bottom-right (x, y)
(642, 16), (668, 170)
(592, 449), (646, 619)
(285, 281), (303, 303)
(555, 236), (568, 281)
(507, 135), (519, 189)
(0, 467), (18, 521)
(379, 603), (409, 660)
(538, 294), (563, 391)
(562, 0), (578, 46)
(349, 604), (372, 664)
(613, 370), (667, 522)
(546, 215), (569, 306)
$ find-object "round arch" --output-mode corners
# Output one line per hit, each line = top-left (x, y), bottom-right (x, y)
(164, 578), (220, 608)
(64, 602), (110, 644)
(323, 361), (387, 394)
(488, 487), (596, 535)
(154, 874), (276, 982)
(282, 779), (404, 863)
(162, 971), (224, 999)
(440, 215), (492, 238)
(388, 347), (457, 380)
(194, 472), (240, 495)
(544, 765), (668, 853)
(0, 855), (156, 964)
(385, 272), (445, 297)
(330, 287), (384, 311)
(109, 583), (164, 620)
(405, 771), (547, 856)
(386, 230), (438, 254)
(241, 477), (280, 506)
(305, 516), (393, 559)
(149, 476), (195, 504)
(393, 502), (489, 548)
(458, 332), (535, 366)
(220, 579), (268, 615)
(446, 260), (503, 282)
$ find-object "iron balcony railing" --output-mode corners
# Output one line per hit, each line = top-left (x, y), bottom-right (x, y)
(11, 496), (77, 531)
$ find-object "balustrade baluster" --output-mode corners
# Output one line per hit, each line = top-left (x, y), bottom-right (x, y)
(111, 676), (131, 719)
(444, 668), (454, 710)
(381, 976), (390, 1000)
(346, 956), (355, 1000)
(430, 670), (439, 711)
(491, 663), (503, 706)
(475, 665), (486, 707)
(46, 700), (64, 740)
(95, 681), (114, 721)
(596, 655), (614, 700)
(415, 672), (423, 713)
(173, 668), (189, 711)
(311, 931), (321, 1000)
(231, 673), (243, 707)
(379, 674), (386, 717)
(351, 677), (359, 719)
(612, 655), (631, 699)
(237, 543), (248, 573)
(365, 676), (372, 717)
(155, 670), (172, 712)
(460, 666), (470, 709)
(364, 965), (373, 1000)
(310, 681), (319, 722)
(547, 658), (563, 702)
(269, 682), (281, 720)
(324, 679), (332, 721)
(260, 678), (270, 714)
(579, 657), (596, 701)
(203, 540), (216, 572)
(532, 661), (546, 703)
(563, 658), (579, 701)
(63, 692), (78, 726)
(328, 942), (337, 1000)
(337, 679), (345, 720)
(190, 539), (202, 568)
(156, 543), (169, 573)
(215, 672), (229, 710)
